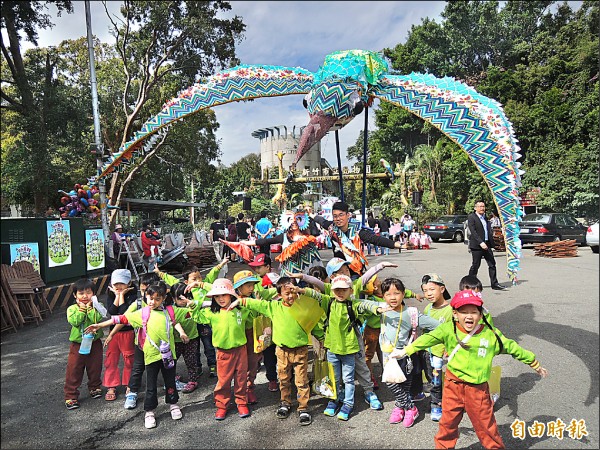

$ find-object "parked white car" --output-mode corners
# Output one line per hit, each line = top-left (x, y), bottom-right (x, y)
(587, 222), (599, 253)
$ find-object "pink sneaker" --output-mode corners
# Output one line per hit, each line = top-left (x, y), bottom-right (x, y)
(403, 406), (419, 428)
(389, 407), (405, 424)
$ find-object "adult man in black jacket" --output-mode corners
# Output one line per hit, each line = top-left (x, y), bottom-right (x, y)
(467, 200), (506, 290)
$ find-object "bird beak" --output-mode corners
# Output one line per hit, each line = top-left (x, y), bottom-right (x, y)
(294, 112), (338, 164)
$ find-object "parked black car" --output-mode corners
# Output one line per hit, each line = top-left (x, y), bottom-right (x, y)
(423, 215), (469, 242)
(519, 213), (587, 246)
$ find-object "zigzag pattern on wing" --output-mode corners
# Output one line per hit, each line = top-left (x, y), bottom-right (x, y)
(280, 247), (322, 275)
(373, 82), (522, 281)
(308, 81), (356, 119)
(100, 69), (313, 178)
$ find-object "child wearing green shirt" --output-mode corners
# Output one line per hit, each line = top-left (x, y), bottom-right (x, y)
(63, 278), (105, 410)
(395, 290), (548, 449)
(229, 276), (324, 426)
(157, 259), (227, 380)
(298, 258), (422, 410)
(85, 281), (191, 429)
(297, 275), (389, 421)
(420, 273), (453, 422)
(191, 278), (254, 421)
(104, 271), (160, 410)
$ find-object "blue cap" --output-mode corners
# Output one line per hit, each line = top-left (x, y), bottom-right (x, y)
(326, 257), (350, 278)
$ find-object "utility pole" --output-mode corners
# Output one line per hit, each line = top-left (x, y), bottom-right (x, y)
(85, 1), (110, 254)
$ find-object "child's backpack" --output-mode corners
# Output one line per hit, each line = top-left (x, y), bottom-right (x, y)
(323, 298), (361, 334)
(139, 305), (176, 350)
(227, 223), (238, 241)
(406, 306), (419, 344)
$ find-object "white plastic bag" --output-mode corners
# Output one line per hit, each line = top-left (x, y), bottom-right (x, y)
(382, 358), (407, 383)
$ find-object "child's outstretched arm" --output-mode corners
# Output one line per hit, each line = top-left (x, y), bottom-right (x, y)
(104, 323), (124, 348)
(84, 317), (117, 335)
(289, 272), (325, 293)
(205, 257), (229, 284)
(174, 322), (189, 343)
(155, 266), (182, 286)
(360, 261), (397, 286)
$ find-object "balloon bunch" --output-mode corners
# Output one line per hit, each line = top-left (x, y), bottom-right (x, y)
(58, 184), (101, 218)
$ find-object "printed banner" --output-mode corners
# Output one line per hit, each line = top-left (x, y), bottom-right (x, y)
(47, 220), (72, 267)
(10, 243), (41, 274)
(85, 229), (105, 271)
(318, 196), (339, 221)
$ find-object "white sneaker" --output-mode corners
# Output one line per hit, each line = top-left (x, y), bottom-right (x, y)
(170, 404), (183, 420)
(145, 411), (156, 429)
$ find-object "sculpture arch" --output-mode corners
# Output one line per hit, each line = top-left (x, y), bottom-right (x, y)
(92, 50), (524, 281)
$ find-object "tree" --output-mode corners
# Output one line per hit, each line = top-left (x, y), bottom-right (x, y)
(378, 0), (598, 220)
(99, 0), (245, 225)
(1, 1), (74, 212)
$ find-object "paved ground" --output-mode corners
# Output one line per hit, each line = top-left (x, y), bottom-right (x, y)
(1, 242), (598, 449)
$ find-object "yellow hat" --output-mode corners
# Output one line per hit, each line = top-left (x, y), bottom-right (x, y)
(233, 270), (260, 289)
(363, 275), (378, 295)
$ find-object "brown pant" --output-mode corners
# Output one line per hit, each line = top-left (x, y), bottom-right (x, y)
(435, 369), (504, 449)
(245, 327), (262, 389)
(214, 346), (248, 409)
(276, 345), (310, 411)
(64, 340), (103, 400)
(363, 325), (382, 376)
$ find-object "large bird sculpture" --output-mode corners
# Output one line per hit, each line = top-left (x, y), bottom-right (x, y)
(89, 49), (524, 281)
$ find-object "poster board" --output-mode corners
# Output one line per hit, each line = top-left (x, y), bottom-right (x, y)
(46, 220), (72, 267)
(85, 229), (105, 271)
(10, 243), (41, 274)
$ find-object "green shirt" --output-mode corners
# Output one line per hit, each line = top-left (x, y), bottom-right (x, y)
(191, 306), (252, 349)
(243, 296), (321, 348)
(66, 304), (104, 343)
(123, 306), (192, 365)
(423, 302), (453, 357)
(126, 300), (146, 347)
(404, 321), (537, 384)
(306, 288), (380, 355)
(161, 269), (223, 342)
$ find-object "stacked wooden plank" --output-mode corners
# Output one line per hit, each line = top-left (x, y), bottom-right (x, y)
(492, 227), (506, 252)
(1, 264), (43, 334)
(184, 231), (218, 269)
(533, 240), (578, 258)
(12, 261), (52, 317)
(185, 246), (218, 269)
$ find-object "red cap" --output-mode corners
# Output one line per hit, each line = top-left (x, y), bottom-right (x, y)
(248, 253), (268, 267)
(450, 289), (483, 309)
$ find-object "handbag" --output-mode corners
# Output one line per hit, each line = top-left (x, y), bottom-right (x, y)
(312, 358), (337, 399)
(489, 365), (501, 403)
(252, 315), (272, 353)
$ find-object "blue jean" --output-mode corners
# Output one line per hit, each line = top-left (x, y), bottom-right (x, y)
(380, 232), (390, 255)
(327, 350), (356, 408)
(197, 324), (217, 368)
(366, 242), (380, 255)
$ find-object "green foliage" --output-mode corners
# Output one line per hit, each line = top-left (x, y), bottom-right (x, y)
(372, 0), (599, 222)
(228, 197), (278, 220)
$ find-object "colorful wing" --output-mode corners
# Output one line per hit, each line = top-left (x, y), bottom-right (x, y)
(219, 239), (255, 263)
(98, 65), (314, 179)
(373, 74), (523, 282)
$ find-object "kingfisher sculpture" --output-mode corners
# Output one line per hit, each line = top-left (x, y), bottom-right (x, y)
(88, 49), (524, 281)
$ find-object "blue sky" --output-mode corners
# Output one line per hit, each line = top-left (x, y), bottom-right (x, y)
(24, 1), (449, 167)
